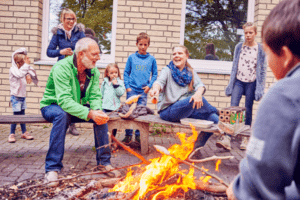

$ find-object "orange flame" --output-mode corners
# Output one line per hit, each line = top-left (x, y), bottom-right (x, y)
(215, 159), (221, 171)
(110, 124), (214, 199)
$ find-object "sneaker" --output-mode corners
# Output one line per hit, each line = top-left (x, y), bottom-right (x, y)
(8, 134), (16, 143)
(44, 171), (59, 187)
(21, 132), (34, 140)
(68, 124), (80, 136)
(216, 134), (231, 150)
(187, 147), (203, 161)
(98, 165), (121, 178)
(135, 135), (140, 143)
(122, 135), (132, 144)
(240, 137), (248, 150)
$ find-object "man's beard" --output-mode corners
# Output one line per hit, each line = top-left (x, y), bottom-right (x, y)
(81, 55), (95, 69)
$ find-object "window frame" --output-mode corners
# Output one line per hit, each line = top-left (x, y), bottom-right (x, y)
(180, 0), (255, 74)
(36, 0), (118, 68)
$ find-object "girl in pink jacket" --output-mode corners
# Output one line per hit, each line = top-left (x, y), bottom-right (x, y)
(8, 48), (38, 143)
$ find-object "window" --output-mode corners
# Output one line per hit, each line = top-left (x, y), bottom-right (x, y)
(37, 0), (118, 68)
(180, 0), (255, 74)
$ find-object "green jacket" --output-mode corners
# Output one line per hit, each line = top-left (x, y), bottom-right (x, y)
(40, 55), (102, 120)
(101, 77), (125, 111)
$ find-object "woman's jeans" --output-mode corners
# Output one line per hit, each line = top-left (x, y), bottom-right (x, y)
(125, 90), (147, 137)
(231, 79), (256, 126)
(10, 110), (26, 134)
(41, 104), (111, 173)
(159, 97), (219, 149)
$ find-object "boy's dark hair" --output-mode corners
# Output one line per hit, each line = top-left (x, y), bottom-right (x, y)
(262, 0), (300, 57)
(136, 32), (150, 45)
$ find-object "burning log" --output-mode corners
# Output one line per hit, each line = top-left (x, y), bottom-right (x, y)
(70, 178), (122, 199)
(140, 174), (182, 200)
(194, 180), (227, 194)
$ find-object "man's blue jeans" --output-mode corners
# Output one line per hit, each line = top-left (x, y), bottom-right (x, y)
(159, 97), (219, 149)
(231, 79), (256, 126)
(41, 104), (111, 173)
(125, 90), (147, 137)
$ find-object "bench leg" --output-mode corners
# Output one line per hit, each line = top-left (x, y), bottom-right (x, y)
(138, 122), (150, 155)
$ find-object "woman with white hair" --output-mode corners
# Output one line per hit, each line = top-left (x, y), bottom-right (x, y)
(47, 8), (86, 135)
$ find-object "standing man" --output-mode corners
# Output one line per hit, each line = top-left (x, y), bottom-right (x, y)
(40, 38), (121, 187)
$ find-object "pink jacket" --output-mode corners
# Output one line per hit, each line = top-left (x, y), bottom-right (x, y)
(9, 48), (38, 97)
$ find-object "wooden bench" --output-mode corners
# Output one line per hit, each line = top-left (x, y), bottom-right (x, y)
(0, 114), (251, 155)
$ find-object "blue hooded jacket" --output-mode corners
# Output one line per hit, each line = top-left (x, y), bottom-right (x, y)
(47, 23), (85, 61)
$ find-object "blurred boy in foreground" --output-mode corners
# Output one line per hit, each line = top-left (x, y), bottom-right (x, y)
(227, 0), (300, 199)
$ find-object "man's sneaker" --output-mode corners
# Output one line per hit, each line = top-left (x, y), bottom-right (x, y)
(21, 132), (34, 140)
(240, 137), (248, 150)
(135, 135), (140, 143)
(122, 136), (132, 144)
(98, 165), (121, 178)
(8, 134), (16, 143)
(68, 124), (80, 136)
(44, 171), (59, 187)
(216, 134), (231, 150)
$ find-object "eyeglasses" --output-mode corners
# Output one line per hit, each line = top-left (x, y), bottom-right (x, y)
(65, 18), (75, 21)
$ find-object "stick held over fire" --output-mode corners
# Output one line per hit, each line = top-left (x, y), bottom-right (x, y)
(154, 145), (229, 187)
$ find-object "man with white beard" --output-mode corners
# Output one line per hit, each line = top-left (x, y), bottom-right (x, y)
(40, 38), (121, 187)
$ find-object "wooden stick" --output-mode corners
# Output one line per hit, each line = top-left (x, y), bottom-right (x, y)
(111, 135), (150, 165)
(107, 104), (124, 117)
(18, 163), (142, 191)
(187, 154), (234, 163)
(165, 154), (229, 187)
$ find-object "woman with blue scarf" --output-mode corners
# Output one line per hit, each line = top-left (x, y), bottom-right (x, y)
(150, 45), (219, 159)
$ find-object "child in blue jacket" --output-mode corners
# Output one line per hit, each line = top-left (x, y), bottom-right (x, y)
(227, 0), (300, 199)
(123, 32), (158, 144)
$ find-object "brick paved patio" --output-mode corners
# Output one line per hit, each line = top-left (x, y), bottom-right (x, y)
(0, 124), (246, 187)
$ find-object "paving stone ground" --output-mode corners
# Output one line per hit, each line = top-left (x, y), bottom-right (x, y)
(0, 124), (246, 187)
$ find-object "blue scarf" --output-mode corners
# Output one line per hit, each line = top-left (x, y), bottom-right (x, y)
(167, 61), (192, 87)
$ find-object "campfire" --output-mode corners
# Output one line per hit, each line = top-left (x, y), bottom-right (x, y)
(2, 125), (230, 200)
(109, 125), (227, 200)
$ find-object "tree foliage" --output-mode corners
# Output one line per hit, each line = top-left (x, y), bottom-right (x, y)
(60, 0), (113, 53)
(185, 0), (248, 61)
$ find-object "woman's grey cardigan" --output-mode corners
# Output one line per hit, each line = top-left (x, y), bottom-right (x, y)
(225, 42), (267, 101)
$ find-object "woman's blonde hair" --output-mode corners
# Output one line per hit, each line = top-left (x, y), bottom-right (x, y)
(243, 22), (257, 33)
(60, 8), (77, 23)
(172, 45), (194, 92)
(104, 63), (122, 80)
(14, 53), (26, 68)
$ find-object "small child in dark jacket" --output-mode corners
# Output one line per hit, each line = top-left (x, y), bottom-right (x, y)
(123, 32), (158, 144)
(226, 0), (300, 199)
